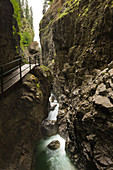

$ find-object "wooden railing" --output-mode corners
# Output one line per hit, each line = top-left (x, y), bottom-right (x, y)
(0, 55), (39, 93)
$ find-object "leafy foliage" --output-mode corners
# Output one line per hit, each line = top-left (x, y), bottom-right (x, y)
(10, 0), (21, 26)
(21, 31), (32, 45)
(10, 0), (34, 48)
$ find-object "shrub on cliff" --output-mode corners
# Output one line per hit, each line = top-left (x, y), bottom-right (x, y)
(10, 0), (34, 50)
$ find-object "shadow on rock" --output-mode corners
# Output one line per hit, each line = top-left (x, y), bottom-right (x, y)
(41, 119), (58, 137)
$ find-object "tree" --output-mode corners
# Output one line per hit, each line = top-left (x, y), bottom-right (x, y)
(43, 1), (48, 14)
(10, 0), (21, 25)
(18, 0), (24, 18)
(22, 0), (24, 7)
(29, 7), (33, 29)
(43, 0), (53, 14)
(21, 31), (32, 46)
(25, 0), (29, 20)
(11, 0), (34, 48)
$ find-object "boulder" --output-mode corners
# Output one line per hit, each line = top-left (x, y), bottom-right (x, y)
(93, 95), (113, 108)
(50, 95), (55, 102)
(28, 41), (39, 54)
(47, 140), (60, 150)
(41, 119), (58, 137)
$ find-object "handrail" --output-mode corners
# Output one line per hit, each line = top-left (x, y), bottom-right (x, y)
(0, 58), (21, 68)
(3, 65), (20, 76)
(0, 55), (39, 94)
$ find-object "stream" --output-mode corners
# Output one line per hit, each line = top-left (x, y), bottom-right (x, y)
(35, 93), (77, 170)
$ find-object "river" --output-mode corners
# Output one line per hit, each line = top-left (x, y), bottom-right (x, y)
(35, 93), (77, 170)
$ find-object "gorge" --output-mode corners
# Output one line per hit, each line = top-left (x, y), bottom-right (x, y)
(35, 93), (76, 170)
(0, 0), (113, 170)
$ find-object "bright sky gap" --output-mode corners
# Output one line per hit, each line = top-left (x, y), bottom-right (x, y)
(28, 0), (43, 44)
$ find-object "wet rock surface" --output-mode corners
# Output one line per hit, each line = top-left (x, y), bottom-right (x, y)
(50, 104), (57, 111)
(65, 65), (113, 170)
(0, 66), (53, 170)
(40, 0), (113, 169)
(41, 119), (58, 137)
(47, 140), (60, 150)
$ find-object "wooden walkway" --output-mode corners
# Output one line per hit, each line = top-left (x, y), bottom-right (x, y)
(0, 64), (37, 94)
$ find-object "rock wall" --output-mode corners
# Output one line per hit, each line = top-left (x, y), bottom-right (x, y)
(0, 66), (53, 170)
(40, 0), (113, 169)
(0, 0), (20, 66)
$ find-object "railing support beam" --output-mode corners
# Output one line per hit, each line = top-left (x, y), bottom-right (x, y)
(29, 56), (31, 71)
(20, 58), (22, 79)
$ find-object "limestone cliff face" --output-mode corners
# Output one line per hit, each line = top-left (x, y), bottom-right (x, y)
(40, 0), (113, 169)
(0, 66), (53, 170)
(0, 0), (20, 66)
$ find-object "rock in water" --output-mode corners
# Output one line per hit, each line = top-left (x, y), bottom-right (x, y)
(47, 140), (60, 150)
(41, 119), (58, 137)
(50, 95), (55, 102)
(50, 104), (57, 111)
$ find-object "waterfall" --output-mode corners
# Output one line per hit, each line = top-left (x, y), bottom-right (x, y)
(35, 93), (77, 170)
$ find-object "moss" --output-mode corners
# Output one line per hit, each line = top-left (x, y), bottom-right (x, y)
(58, 12), (68, 19)
(110, 0), (113, 7)
(36, 83), (40, 88)
(54, 53), (56, 57)
(40, 19), (54, 33)
(57, 7), (62, 13)
(52, 59), (54, 63)
(42, 33), (51, 41)
(82, 7), (89, 16)
(40, 65), (51, 72)
(58, 0), (81, 19)
(41, 28), (52, 40)
(40, 65), (53, 84)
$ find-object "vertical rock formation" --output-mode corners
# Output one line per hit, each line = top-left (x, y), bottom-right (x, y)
(0, 66), (53, 170)
(0, 0), (20, 66)
(40, 0), (113, 169)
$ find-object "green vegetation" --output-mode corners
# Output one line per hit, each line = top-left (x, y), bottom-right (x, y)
(43, 0), (53, 14)
(44, 0), (53, 5)
(58, 11), (68, 19)
(11, 0), (21, 25)
(36, 83), (40, 88)
(21, 31), (32, 46)
(40, 65), (51, 72)
(40, 19), (54, 32)
(58, 0), (81, 19)
(52, 59), (54, 63)
(40, 65), (53, 83)
(10, 0), (34, 49)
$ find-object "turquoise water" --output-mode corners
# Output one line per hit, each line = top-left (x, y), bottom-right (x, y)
(35, 94), (77, 170)
(35, 134), (77, 170)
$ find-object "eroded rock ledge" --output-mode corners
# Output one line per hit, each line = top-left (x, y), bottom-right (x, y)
(0, 66), (53, 170)
(64, 62), (113, 170)
(40, 0), (113, 169)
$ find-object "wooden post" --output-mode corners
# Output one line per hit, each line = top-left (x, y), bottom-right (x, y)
(20, 58), (22, 79)
(0, 66), (3, 93)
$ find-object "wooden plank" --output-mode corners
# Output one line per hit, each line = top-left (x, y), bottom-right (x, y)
(0, 64), (37, 94)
